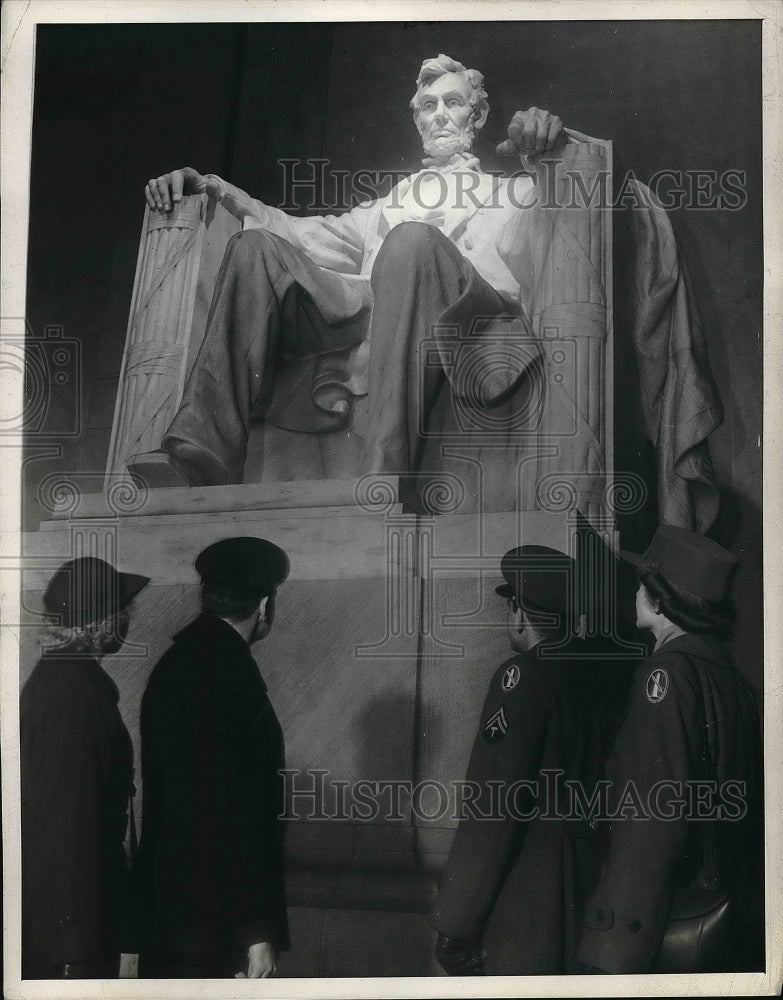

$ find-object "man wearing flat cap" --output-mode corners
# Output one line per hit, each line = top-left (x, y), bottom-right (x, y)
(135, 536), (290, 979)
(578, 525), (762, 974)
(430, 544), (618, 975)
(22, 556), (150, 978)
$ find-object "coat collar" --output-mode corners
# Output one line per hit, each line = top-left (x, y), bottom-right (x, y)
(419, 151), (483, 173)
(650, 630), (731, 669)
(38, 649), (120, 702)
(173, 612), (267, 692)
(503, 633), (586, 667)
(174, 611), (250, 652)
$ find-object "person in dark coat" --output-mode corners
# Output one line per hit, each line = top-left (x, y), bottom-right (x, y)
(21, 556), (150, 978)
(578, 525), (762, 974)
(430, 545), (620, 975)
(136, 536), (291, 979)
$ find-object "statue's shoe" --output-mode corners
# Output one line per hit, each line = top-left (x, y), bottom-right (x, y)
(166, 440), (232, 486)
(129, 441), (232, 488)
(127, 449), (193, 489)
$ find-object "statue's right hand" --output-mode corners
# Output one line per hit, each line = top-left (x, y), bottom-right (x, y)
(144, 167), (219, 212)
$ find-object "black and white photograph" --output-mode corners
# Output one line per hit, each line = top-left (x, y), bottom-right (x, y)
(1, 1), (781, 996)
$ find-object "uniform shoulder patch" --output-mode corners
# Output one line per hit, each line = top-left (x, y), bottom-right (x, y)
(484, 705), (509, 743)
(645, 667), (670, 704)
(501, 664), (520, 692)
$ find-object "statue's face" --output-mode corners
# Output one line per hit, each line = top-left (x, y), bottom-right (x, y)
(414, 71), (480, 161)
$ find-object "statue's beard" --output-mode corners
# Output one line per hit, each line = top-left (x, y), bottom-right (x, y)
(421, 120), (476, 160)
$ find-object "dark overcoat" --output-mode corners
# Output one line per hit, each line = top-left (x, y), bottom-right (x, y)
(136, 613), (289, 977)
(578, 632), (762, 973)
(21, 652), (134, 971)
(430, 638), (620, 975)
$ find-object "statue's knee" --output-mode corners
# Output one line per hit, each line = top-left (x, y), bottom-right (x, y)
(224, 228), (277, 269)
(373, 222), (436, 280)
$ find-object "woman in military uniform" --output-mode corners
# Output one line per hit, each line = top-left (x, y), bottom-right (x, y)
(578, 525), (762, 974)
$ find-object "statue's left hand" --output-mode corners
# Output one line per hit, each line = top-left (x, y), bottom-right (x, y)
(496, 107), (566, 165)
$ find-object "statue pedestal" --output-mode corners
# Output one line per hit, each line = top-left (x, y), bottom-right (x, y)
(25, 480), (576, 858)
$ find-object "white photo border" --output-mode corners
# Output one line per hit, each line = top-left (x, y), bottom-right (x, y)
(1, 2), (780, 997)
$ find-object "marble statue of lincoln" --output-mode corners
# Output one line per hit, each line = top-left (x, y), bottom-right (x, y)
(129, 54), (567, 488)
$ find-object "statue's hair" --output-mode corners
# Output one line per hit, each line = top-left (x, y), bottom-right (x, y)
(40, 608), (130, 655)
(410, 53), (489, 128)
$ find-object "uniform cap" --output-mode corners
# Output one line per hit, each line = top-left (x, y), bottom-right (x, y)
(195, 536), (290, 598)
(495, 545), (575, 614)
(44, 557), (150, 628)
(620, 524), (738, 602)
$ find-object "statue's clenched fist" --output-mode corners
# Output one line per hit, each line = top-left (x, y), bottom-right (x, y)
(496, 107), (566, 165)
(144, 167), (223, 212)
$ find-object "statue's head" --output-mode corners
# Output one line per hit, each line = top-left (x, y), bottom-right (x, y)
(410, 54), (489, 162)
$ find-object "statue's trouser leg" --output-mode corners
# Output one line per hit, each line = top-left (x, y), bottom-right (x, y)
(364, 221), (508, 473)
(162, 229), (365, 485)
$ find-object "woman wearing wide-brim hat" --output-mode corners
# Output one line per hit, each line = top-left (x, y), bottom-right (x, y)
(577, 524), (762, 974)
(21, 556), (149, 979)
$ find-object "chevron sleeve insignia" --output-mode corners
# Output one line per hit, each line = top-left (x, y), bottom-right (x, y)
(483, 705), (509, 744)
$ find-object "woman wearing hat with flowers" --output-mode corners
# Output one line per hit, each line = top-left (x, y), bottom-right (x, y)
(21, 556), (150, 978)
(578, 525), (762, 974)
